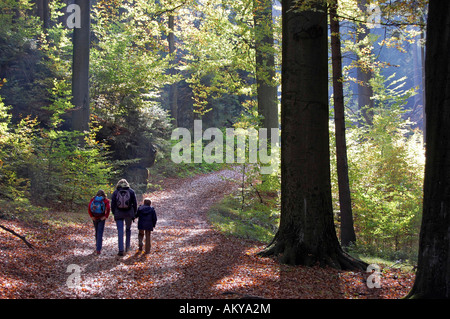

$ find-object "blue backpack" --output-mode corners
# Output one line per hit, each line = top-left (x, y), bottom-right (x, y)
(90, 196), (106, 215)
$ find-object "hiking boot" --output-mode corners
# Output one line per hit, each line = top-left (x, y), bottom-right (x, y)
(117, 251), (124, 256)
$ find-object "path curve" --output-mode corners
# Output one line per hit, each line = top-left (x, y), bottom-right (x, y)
(51, 169), (261, 299)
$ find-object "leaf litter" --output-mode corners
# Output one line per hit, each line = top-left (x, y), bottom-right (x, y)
(0, 169), (415, 299)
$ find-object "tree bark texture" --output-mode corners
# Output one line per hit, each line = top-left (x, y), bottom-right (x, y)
(260, 0), (366, 271)
(71, 0), (91, 133)
(330, 1), (356, 248)
(406, 0), (450, 299)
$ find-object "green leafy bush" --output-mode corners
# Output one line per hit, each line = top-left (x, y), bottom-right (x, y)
(0, 81), (113, 210)
(331, 74), (424, 261)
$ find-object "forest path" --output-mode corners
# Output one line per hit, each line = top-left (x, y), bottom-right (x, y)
(47, 168), (276, 299)
(0, 169), (414, 299)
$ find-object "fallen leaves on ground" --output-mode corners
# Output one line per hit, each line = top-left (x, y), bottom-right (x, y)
(0, 170), (415, 299)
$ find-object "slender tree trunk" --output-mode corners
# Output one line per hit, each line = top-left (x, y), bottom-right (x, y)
(71, 0), (91, 133)
(259, 0), (366, 271)
(356, 0), (373, 126)
(406, 0), (450, 299)
(168, 14), (178, 127)
(420, 16), (426, 141)
(34, 0), (50, 29)
(254, 0), (279, 135)
(330, 1), (356, 248)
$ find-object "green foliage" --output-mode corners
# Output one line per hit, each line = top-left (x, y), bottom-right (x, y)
(90, 0), (174, 169)
(90, 8), (172, 122)
(0, 83), (113, 209)
(205, 108), (281, 243)
(176, 0), (264, 124)
(0, 0), (46, 122)
(330, 73), (424, 261)
(0, 95), (34, 200)
(348, 124), (423, 260)
(0, 1), (114, 208)
(208, 192), (279, 243)
(29, 125), (113, 208)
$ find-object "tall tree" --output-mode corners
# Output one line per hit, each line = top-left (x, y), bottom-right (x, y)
(356, 0), (374, 126)
(260, 0), (365, 270)
(330, 0), (356, 248)
(168, 13), (178, 127)
(406, 0), (450, 299)
(253, 0), (279, 133)
(71, 0), (91, 133)
(34, 0), (50, 29)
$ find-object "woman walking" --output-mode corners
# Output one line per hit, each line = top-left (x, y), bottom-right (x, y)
(88, 190), (111, 255)
(111, 179), (137, 256)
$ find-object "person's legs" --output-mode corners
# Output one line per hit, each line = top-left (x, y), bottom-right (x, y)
(96, 220), (105, 253)
(144, 230), (151, 254)
(125, 217), (132, 252)
(93, 220), (99, 253)
(138, 229), (144, 251)
(115, 219), (124, 254)
(93, 220), (99, 242)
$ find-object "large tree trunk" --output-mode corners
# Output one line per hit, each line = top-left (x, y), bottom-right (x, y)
(260, 0), (366, 271)
(71, 0), (91, 133)
(406, 0), (450, 299)
(253, 0), (279, 135)
(330, 1), (356, 248)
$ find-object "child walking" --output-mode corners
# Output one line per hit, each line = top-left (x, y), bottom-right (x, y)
(88, 190), (111, 255)
(135, 198), (157, 254)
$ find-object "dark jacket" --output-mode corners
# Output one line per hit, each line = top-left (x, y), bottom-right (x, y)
(111, 186), (137, 220)
(136, 205), (157, 231)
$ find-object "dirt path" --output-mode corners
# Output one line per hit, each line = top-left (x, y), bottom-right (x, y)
(49, 169), (263, 299)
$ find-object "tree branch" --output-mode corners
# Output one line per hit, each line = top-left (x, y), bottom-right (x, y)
(153, 0), (190, 17)
(335, 13), (426, 28)
(0, 224), (35, 250)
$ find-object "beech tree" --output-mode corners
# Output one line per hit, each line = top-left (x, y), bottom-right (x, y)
(355, 0), (374, 126)
(71, 0), (91, 133)
(260, 0), (365, 270)
(329, 0), (356, 248)
(406, 0), (450, 299)
(254, 0), (279, 134)
(34, 0), (50, 29)
(168, 13), (179, 127)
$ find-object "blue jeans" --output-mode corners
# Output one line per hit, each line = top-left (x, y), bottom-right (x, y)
(115, 217), (133, 252)
(93, 219), (105, 252)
